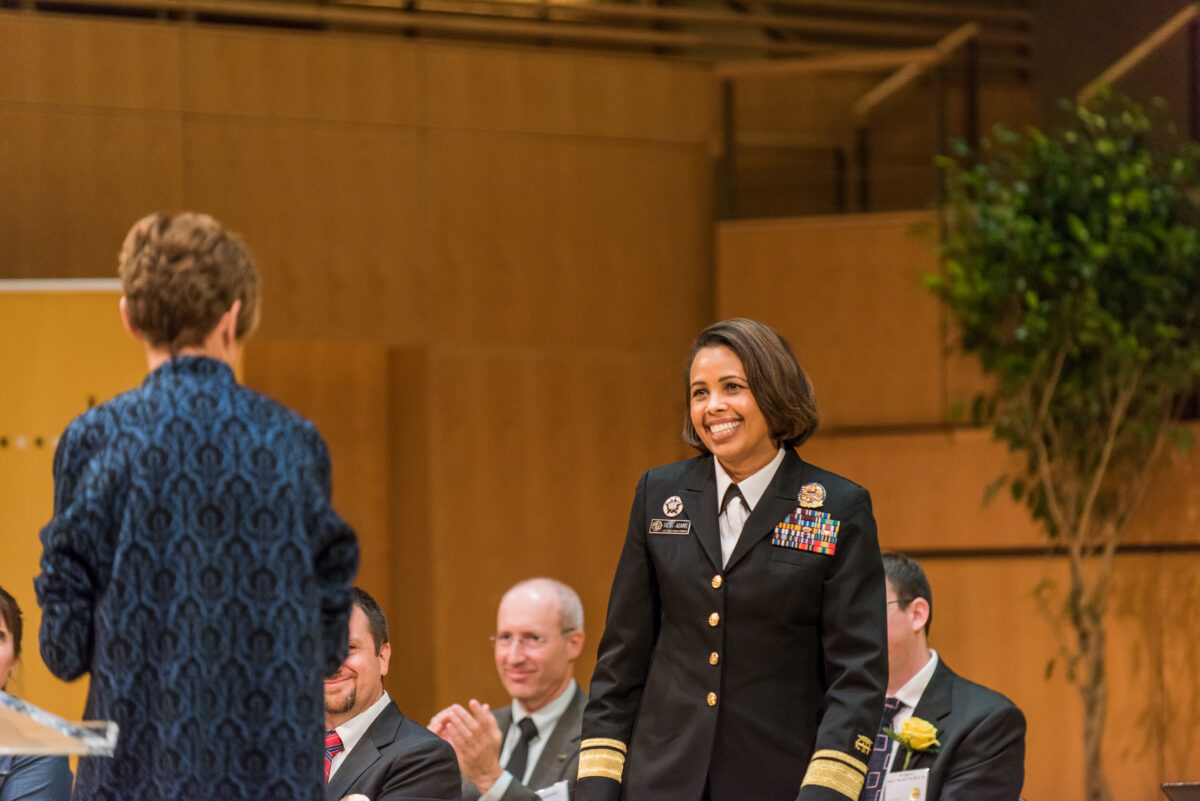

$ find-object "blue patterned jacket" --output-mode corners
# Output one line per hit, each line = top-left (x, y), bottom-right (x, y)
(36, 357), (359, 801)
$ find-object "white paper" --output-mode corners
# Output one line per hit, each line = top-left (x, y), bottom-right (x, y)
(535, 780), (570, 801)
(883, 767), (930, 801)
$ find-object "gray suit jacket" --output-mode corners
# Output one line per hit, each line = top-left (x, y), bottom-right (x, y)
(462, 685), (586, 801)
(905, 659), (1026, 801)
(326, 700), (462, 801)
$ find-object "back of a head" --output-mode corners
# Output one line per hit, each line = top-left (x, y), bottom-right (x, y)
(118, 212), (260, 353)
(881, 551), (933, 636)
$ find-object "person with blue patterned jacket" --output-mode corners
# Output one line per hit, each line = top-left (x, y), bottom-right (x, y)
(35, 212), (360, 801)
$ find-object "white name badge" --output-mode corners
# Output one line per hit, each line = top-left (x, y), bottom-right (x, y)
(884, 768), (930, 801)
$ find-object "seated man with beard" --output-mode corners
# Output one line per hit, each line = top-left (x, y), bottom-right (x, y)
(324, 588), (462, 801)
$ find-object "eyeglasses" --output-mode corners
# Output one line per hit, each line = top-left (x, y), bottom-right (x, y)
(490, 629), (576, 651)
(886, 599), (913, 608)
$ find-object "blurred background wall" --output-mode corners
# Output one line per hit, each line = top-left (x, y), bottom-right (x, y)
(2, 2), (1198, 797)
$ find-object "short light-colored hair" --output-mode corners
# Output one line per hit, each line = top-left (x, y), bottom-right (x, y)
(682, 318), (820, 450)
(502, 578), (584, 632)
(118, 212), (260, 353)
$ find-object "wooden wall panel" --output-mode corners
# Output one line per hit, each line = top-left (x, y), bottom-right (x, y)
(426, 130), (710, 350)
(0, 16), (181, 110)
(0, 109), (185, 278)
(426, 44), (715, 143)
(183, 119), (426, 342)
(423, 345), (691, 717)
(0, 287), (144, 723)
(801, 428), (1042, 550)
(183, 27), (420, 125)
(383, 347), (437, 718)
(241, 340), (393, 596)
(921, 553), (1200, 801)
(802, 424), (1200, 550)
(1157, 554), (1200, 781)
(243, 341), (442, 717)
(733, 72), (875, 141)
(717, 211), (944, 428)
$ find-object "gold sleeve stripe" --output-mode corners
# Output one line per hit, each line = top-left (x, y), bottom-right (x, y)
(801, 757), (866, 800)
(578, 747), (625, 781)
(580, 738), (627, 754)
(810, 749), (868, 774)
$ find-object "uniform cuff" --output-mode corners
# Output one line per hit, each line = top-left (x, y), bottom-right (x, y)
(799, 749), (868, 800)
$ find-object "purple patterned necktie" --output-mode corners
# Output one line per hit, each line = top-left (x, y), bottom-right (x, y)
(862, 696), (901, 801)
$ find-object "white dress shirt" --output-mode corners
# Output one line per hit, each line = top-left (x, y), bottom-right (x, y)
(886, 650), (939, 773)
(481, 679), (578, 801)
(714, 448), (785, 567)
(328, 690), (392, 781)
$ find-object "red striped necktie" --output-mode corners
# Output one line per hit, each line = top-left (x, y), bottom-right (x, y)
(324, 729), (345, 783)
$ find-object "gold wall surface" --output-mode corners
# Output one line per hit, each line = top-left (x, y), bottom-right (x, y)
(1, 11), (715, 728)
(0, 285), (144, 722)
(6, 9), (1198, 799)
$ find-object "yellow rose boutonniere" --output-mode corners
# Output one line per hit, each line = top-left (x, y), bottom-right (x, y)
(883, 717), (941, 770)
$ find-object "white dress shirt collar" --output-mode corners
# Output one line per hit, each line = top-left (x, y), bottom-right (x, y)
(509, 677), (577, 745)
(713, 447), (785, 511)
(893, 649), (938, 712)
(483, 680), (578, 800)
(329, 690), (391, 780)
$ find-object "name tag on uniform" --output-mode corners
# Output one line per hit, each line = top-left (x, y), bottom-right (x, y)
(883, 768), (929, 800)
(771, 508), (840, 555)
(649, 519), (692, 535)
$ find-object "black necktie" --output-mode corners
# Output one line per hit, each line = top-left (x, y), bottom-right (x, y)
(720, 483), (745, 515)
(863, 696), (901, 800)
(505, 717), (539, 783)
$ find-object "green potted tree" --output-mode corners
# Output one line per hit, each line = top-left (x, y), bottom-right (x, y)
(930, 91), (1200, 801)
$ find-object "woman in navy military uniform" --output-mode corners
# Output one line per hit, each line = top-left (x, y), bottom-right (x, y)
(578, 318), (887, 801)
(36, 213), (359, 801)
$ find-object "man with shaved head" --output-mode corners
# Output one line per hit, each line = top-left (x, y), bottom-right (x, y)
(430, 578), (586, 801)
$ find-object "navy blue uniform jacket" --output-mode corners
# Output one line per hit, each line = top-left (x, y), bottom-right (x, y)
(36, 357), (359, 801)
(579, 450), (887, 801)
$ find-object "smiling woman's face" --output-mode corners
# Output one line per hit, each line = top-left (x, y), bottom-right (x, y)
(689, 345), (777, 482)
(0, 612), (15, 692)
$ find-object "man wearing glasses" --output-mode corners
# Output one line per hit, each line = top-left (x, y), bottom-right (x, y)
(430, 578), (587, 801)
(861, 552), (1026, 801)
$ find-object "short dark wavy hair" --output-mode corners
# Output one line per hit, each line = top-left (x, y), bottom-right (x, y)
(882, 551), (933, 636)
(118, 212), (260, 353)
(682, 318), (820, 451)
(0, 584), (23, 664)
(352, 587), (389, 655)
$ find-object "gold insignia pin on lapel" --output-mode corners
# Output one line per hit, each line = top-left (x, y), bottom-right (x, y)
(798, 483), (826, 509)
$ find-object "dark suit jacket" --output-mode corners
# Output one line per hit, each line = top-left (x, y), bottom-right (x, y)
(326, 700), (462, 801)
(903, 659), (1026, 801)
(462, 684), (586, 801)
(580, 450), (888, 801)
